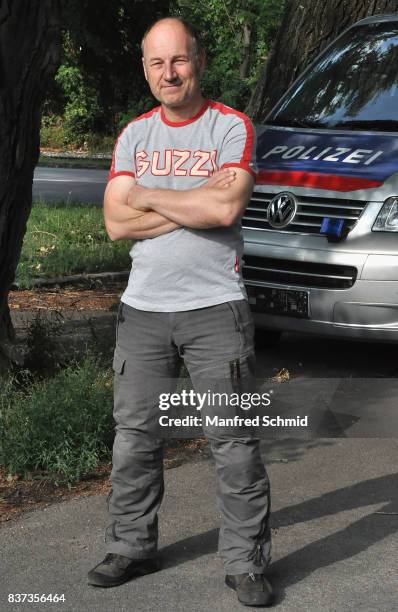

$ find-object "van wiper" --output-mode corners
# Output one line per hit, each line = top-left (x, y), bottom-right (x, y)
(333, 119), (398, 131)
(266, 118), (326, 129)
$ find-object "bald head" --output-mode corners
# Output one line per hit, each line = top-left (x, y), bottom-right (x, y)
(141, 17), (204, 60)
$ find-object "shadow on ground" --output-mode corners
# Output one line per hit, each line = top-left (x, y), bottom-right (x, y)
(159, 471), (398, 606)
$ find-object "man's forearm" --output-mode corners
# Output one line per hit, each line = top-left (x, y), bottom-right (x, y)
(103, 179), (180, 240)
(108, 211), (180, 240)
(141, 185), (238, 229)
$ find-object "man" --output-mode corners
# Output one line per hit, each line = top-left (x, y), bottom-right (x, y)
(87, 16), (273, 607)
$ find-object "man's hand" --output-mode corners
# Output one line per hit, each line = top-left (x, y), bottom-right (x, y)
(128, 168), (237, 212)
(127, 183), (151, 212)
(201, 168), (237, 189)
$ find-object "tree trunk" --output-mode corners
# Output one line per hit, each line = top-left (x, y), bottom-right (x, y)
(0, 1), (60, 369)
(246, 0), (398, 122)
(239, 23), (252, 79)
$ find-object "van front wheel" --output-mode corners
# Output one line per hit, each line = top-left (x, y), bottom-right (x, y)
(255, 328), (282, 349)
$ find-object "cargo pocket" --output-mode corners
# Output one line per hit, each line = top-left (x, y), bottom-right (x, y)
(112, 348), (126, 375)
(112, 348), (129, 421)
(115, 301), (125, 344)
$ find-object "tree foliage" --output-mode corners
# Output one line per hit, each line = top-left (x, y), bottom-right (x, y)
(54, 62), (102, 145)
(171, 0), (284, 109)
(45, 0), (170, 143)
(44, 0), (285, 145)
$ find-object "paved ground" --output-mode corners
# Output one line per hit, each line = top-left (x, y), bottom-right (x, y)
(1, 439), (397, 612)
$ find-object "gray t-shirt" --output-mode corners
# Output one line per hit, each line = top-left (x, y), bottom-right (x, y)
(108, 98), (257, 312)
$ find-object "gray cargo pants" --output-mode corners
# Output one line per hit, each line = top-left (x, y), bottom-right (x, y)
(105, 299), (271, 574)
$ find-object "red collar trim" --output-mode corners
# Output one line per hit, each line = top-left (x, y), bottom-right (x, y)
(160, 99), (210, 127)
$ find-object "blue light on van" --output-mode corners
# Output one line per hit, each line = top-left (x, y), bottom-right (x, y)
(320, 217), (345, 239)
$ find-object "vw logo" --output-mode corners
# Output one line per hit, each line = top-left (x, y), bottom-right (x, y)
(267, 192), (298, 229)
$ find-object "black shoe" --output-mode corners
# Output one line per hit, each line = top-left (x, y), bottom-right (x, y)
(87, 553), (160, 587)
(225, 572), (274, 607)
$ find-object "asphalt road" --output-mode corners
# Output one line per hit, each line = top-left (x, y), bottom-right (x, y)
(1, 439), (397, 612)
(33, 167), (107, 204)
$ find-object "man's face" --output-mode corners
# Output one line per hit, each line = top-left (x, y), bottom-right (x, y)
(142, 21), (205, 109)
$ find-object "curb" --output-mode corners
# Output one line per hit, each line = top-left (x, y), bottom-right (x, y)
(40, 151), (112, 160)
(11, 271), (130, 290)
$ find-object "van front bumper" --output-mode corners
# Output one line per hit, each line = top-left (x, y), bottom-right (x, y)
(244, 246), (398, 342)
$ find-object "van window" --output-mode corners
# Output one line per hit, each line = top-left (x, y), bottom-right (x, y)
(268, 21), (398, 131)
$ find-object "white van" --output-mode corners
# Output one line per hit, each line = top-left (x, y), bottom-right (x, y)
(244, 14), (398, 344)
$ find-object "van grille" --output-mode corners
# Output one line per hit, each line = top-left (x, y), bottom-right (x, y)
(243, 255), (357, 289)
(243, 191), (367, 234)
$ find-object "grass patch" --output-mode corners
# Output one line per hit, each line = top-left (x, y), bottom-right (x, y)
(40, 122), (66, 149)
(0, 353), (114, 485)
(16, 202), (131, 287)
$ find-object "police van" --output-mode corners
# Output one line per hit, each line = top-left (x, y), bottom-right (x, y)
(244, 13), (398, 344)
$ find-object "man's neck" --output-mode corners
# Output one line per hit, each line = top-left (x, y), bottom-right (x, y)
(161, 95), (206, 123)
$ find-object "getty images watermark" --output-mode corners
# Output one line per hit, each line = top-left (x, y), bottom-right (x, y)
(144, 378), (398, 439)
(157, 389), (309, 429)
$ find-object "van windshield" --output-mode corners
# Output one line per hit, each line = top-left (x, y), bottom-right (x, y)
(267, 21), (398, 131)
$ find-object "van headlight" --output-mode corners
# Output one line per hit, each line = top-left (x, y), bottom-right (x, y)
(373, 197), (398, 232)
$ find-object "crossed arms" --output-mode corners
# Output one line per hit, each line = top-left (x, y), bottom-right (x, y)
(103, 167), (254, 241)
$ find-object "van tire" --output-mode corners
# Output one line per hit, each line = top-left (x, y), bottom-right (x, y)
(255, 328), (282, 348)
